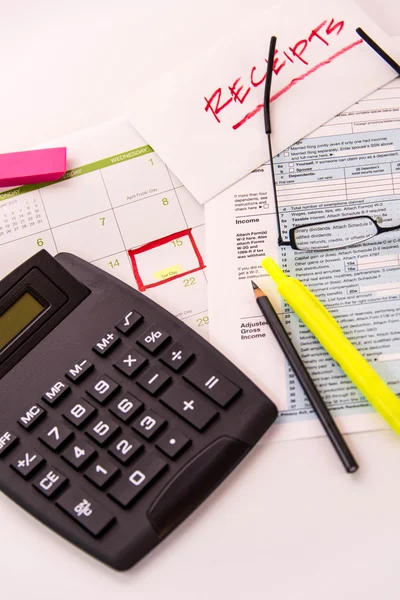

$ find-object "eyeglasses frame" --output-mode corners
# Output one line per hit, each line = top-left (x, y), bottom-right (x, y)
(264, 30), (400, 251)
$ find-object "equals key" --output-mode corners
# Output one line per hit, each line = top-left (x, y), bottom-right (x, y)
(183, 362), (241, 407)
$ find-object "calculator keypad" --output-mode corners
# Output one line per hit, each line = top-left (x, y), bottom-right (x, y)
(4, 308), (246, 559)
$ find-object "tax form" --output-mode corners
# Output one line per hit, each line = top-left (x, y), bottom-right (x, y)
(205, 78), (400, 440)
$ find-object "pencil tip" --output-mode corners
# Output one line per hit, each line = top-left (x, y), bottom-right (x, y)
(251, 280), (259, 290)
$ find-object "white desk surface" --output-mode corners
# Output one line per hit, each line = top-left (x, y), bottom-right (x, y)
(1, 1), (399, 598)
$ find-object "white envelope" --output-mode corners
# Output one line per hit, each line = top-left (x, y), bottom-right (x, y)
(127, 0), (399, 204)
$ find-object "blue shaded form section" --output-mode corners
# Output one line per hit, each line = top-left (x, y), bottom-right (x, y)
(276, 128), (400, 423)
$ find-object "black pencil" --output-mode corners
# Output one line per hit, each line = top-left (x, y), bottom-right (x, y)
(251, 280), (359, 473)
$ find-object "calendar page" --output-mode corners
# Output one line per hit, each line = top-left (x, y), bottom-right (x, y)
(0, 118), (208, 337)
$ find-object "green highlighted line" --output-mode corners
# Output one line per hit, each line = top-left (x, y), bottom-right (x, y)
(0, 144), (154, 203)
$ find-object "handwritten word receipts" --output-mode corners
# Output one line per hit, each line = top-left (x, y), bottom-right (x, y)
(204, 18), (363, 130)
(128, 0), (399, 203)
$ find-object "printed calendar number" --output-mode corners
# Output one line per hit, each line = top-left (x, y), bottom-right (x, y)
(196, 316), (209, 327)
(108, 259), (120, 269)
(183, 277), (196, 287)
(0, 196), (46, 243)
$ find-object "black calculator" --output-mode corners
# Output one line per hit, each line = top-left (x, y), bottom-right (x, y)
(0, 250), (277, 570)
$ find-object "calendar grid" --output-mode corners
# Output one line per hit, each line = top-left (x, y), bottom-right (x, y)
(0, 122), (209, 337)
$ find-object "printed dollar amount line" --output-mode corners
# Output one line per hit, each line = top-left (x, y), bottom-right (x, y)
(0, 144), (154, 203)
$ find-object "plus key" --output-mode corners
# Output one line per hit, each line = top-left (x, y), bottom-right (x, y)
(160, 383), (218, 431)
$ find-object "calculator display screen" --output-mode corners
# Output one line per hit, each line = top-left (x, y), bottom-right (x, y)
(0, 292), (44, 350)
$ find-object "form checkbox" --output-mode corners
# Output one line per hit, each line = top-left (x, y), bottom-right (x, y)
(289, 168), (294, 173)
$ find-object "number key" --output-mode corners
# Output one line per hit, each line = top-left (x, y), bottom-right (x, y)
(86, 375), (120, 405)
(108, 393), (143, 423)
(84, 458), (120, 489)
(63, 398), (97, 428)
(108, 436), (143, 465)
(108, 454), (167, 508)
(39, 422), (74, 451)
(132, 410), (166, 440)
(86, 418), (120, 447)
(62, 440), (96, 470)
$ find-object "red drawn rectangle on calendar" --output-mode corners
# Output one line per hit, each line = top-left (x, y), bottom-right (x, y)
(128, 229), (205, 292)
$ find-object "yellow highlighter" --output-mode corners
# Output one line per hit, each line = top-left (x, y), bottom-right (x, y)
(262, 257), (400, 435)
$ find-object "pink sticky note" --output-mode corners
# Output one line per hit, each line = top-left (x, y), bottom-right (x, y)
(0, 147), (67, 187)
